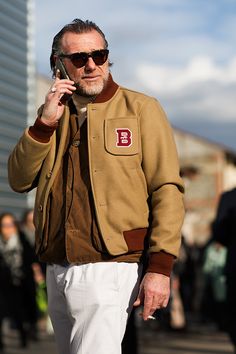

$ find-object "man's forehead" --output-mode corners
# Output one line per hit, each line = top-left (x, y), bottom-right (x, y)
(61, 30), (105, 52)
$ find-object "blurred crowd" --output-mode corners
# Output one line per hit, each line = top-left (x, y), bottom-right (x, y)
(123, 187), (236, 354)
(0, 209), (49, 352)
(1, 188), (236, 354)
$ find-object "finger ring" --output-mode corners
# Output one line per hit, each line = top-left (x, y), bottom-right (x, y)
(51, 87), (57, 93)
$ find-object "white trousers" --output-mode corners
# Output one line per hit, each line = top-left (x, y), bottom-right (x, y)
(46, 262), (142, 354)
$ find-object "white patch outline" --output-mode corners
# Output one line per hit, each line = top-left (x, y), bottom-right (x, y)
(115, 128), (133, 147)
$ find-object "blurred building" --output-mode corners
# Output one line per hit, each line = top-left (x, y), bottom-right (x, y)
(175, 129), (236, 246)
(0, 0), (35, 215)
(36, 74), (52, 109)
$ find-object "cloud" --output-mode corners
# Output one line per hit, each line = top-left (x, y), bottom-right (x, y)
(137, 56), (236, 92)
(136, 56), (236, 122)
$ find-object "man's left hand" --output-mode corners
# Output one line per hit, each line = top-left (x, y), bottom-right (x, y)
(133, 272), (170, 321)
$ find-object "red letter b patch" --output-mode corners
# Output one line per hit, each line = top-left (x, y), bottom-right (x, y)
(116, 128), (132, 147)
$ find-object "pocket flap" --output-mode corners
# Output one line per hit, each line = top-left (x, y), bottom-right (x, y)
(104, 117), (139, 155)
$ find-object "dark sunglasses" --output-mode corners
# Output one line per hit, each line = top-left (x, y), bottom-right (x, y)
(59, 49), (109, 68)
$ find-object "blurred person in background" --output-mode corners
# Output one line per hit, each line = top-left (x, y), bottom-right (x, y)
(174, 235), (195, 320)
(21, 210), (48, 329)
(213, 188), (236, 353)
(202, 236), (227, 330)
(0, 213), (38, 350)
(21, 209), (47, 276)
(20, 209), (35, 247)
(31, 263), (49, 331)
(170, 242), (187, 331)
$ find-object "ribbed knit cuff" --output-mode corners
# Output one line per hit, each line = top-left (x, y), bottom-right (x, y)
(29, 117), (58, 143)
(146, 251), (175, 277)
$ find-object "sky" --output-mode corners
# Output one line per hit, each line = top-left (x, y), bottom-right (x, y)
(35, 0), (236, 150)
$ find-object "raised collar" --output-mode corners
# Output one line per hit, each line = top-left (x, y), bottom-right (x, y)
(93, 73), (119, 103)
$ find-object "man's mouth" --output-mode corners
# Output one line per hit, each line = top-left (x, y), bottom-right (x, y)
(82, 76), (100, 81)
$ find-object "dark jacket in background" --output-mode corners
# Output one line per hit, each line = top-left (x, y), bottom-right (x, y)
(213, 188), (236, 275)
(0, 231), (37, 324)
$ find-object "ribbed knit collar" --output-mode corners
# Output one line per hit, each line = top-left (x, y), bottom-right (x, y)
(93, 73), (119, 103)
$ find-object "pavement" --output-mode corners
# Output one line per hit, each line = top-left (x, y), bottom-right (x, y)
(1, 330), (57, 354)
(139, 324), (234, 354)
(1, 321), (234, 354)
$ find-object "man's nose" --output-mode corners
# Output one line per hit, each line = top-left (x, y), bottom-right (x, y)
(84, 57), (96, 72)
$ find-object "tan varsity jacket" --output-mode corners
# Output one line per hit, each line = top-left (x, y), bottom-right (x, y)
(8, 76), (185, 272)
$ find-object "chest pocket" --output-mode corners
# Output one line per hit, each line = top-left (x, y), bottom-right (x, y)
(104, 117), (139, 155)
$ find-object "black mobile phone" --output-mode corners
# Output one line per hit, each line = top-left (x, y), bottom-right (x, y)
(55, 58), (74, 102)
(55, 57), (70, 80)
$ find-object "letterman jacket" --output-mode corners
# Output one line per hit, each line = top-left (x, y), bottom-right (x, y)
(8, 75), (185, 275)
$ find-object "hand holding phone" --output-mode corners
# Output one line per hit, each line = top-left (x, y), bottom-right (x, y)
(55, 58), (75, 102)
(40, 59), (76, 126)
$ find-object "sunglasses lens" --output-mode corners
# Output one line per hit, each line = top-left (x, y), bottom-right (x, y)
(92, 50), (108, 65)
(70, 53), (88, 67)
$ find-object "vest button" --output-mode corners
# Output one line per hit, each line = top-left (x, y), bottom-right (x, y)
(72, 139), (80, 147)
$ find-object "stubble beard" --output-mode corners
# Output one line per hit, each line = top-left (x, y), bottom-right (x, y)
(75, 69), (109, 98)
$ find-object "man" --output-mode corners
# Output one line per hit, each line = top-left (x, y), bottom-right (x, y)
(8, 19), (185, 354)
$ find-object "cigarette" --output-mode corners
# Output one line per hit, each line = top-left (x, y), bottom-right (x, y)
(148, 315), (156, 320)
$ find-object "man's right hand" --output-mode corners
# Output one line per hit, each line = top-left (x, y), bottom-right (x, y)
(41, 70), (76, 126)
